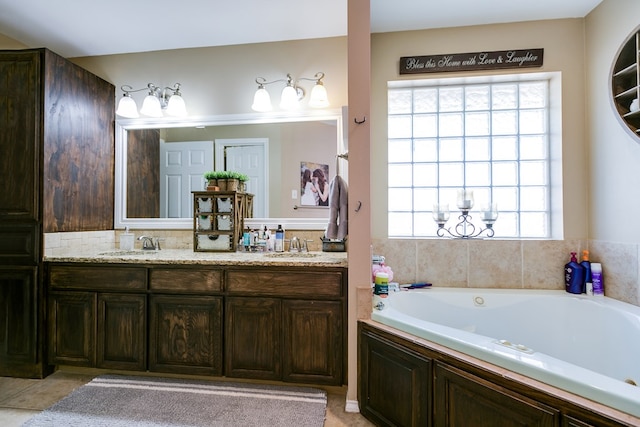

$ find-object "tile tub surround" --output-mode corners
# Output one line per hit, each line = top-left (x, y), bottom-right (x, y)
(371, 238), (640, 307)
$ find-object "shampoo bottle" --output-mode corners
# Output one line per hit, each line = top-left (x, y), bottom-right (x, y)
(275, 224), (285, 252)
(591, 263), (604, 296)
(564, 252), (584, 294)
(580, 250), (592, 295)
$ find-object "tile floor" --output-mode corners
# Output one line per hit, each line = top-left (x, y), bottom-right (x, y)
(0, 369), (374, 427)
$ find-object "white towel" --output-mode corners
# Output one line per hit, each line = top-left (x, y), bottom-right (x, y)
(325, 175), (348, 240)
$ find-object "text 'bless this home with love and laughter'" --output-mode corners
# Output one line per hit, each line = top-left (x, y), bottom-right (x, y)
(400, 49), (544, 74)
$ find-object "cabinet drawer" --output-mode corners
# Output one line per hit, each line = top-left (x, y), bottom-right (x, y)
(49, 265), (146, 291)
(150, 268), (222, 293)
(227, 270), (343, 298)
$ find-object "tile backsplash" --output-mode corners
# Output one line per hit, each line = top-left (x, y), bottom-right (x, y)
(45, 229), (328, 254)
(45, 230), (116, 255)
(372, 238), (640, 307)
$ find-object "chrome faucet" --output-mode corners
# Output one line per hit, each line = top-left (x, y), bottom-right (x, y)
(288, 236), (309, 252)
(289, 236), (300, 252)
(138, 235), (158, 250)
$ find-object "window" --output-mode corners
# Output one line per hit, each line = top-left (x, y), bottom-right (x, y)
(388, 73), (560, 239)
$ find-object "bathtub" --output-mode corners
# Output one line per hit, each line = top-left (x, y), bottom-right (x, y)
(371, 288), (640, 418)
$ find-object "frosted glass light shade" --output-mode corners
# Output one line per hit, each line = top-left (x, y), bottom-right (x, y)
(308, 83), (329, 108)
(251, 87), (272, 112)
(140, 95), (163, 117)
(116, 95), (139, 118)
(166, 94), (187, 117)
(280, 85), (299, 110)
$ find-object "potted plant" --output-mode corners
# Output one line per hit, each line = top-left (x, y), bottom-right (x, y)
(204, 171), (223, 189)
(227, 171), (249, 192)
(204, 170), (249, 191)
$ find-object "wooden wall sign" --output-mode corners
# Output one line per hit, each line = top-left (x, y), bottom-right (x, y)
(400, 48), (543, 75)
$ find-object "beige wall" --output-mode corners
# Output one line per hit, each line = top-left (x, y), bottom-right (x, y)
(370, 19), (588, 240)
(585, 0), (640, 243)
(70, 38), (348, 117)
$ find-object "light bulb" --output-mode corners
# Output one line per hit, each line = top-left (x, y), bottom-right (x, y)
(280, 85), (299, 110)
(251, 87), (272, 112)
(116, 95), (139, 118)
(140, 94), (163, 117)
(309, 83), (329, 108)
(166, 94), (187, 117)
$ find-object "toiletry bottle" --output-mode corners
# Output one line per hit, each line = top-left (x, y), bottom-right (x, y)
(120, 227), (135, 251)
(580, 250), (592, 295)
(564, 252), (584, 294)
(275, 224), (285, 252)
(591, 263), (604, 296)
(243, 226), (251, 250)
(372, 271), (389, 310)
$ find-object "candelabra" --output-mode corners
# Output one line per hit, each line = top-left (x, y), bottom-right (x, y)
(433, 190), (498, 238)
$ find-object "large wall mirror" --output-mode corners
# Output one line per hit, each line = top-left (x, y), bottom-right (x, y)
(115, 109), (347, 230)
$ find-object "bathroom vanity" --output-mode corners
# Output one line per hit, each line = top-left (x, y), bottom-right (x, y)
(45, 250), (347, 386)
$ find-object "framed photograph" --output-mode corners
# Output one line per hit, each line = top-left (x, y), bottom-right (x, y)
(300, 161), (330, 207)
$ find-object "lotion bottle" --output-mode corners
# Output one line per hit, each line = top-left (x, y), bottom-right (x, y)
(564, 252), (584, 294)
(275, 224), (285, 252)
(580, 250), (592, 295)
(591, 263), (604, 296)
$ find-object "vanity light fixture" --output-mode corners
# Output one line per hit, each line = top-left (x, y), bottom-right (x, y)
(116, 83), (187, 118)
(251, 72), (329, 112)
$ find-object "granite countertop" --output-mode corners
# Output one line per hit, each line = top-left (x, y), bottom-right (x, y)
(44, 248), (348, 268)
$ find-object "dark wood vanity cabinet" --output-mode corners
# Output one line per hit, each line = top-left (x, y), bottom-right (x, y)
(0, 267), (41, 377)
(149, 295), (223, 376)
(282, 299), (343, 384)
(97, 293), (146, 371)
(225, 268), (346, 385)
(48, 265), (147, 370)
(148, 267), (224, 375)
(0, 48), (114, 378)
(225, 297), (282, 380)
(46, 263), (346, 385)
(48, 291), (96, 366)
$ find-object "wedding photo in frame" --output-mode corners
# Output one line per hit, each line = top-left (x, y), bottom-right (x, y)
(300, 161), (330, 207)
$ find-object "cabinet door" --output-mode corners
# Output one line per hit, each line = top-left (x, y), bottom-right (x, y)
(0, 50), (40, 223)
(282, 299), (342, 385)
(359, 325), (432, 427)
(225, 297), (281, 380)
(48, 291), (96, 366)
(434, 362), (558, 427)
(97, 293), (146, 371)
(149, 295), (222, 375)
(0, 266), (40, 377)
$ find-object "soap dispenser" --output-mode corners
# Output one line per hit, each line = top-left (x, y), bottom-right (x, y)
(564, 252), (584, 294)
(120, 227), (135, 251)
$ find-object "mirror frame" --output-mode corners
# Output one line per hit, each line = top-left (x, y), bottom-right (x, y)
(115, 109), (346, 230)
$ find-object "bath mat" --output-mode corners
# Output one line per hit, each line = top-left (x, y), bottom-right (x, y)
(22, 374), (327, 427)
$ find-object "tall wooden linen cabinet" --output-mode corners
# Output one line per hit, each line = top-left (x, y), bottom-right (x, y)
(0, 48), (115, 378)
